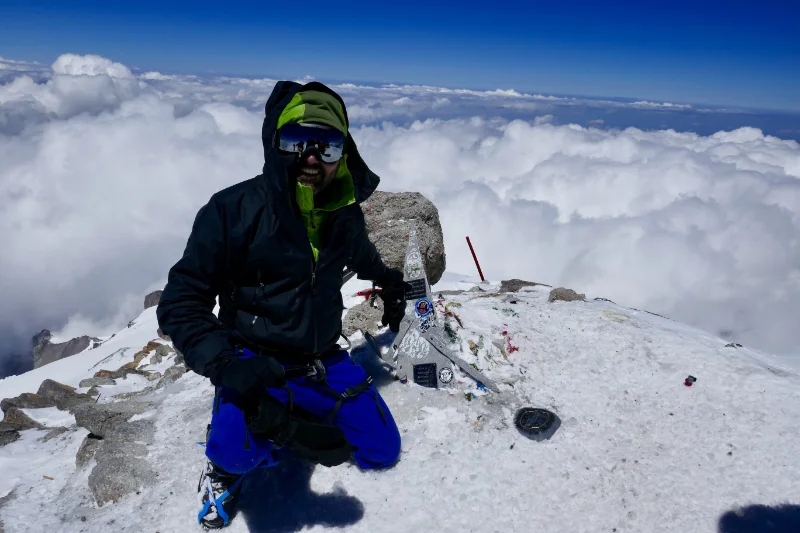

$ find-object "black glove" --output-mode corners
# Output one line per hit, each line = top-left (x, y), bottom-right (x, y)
(215, 355), (286, 397)
(377, 268), (409, 333)
(246, 396), (354, 467)
(284, 420), (354, 467)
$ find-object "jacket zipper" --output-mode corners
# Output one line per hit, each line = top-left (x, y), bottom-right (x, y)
(311, 261), (318, 353)
(252, 271), (266, 326)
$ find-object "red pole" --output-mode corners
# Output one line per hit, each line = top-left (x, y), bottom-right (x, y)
(466, 236), (485, 281)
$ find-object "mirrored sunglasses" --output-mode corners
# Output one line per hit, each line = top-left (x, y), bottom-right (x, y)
(277, 122), (345, 163)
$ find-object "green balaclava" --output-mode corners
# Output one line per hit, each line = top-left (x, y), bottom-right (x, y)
(277, 90), (355, 261)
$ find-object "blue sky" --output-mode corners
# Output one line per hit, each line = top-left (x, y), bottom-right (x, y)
(1, 0), (798, 111)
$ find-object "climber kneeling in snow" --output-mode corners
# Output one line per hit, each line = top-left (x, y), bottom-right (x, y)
(157, 81), (406, 529)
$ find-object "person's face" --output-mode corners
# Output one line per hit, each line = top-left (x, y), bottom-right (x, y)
(295, 151), (339, 195)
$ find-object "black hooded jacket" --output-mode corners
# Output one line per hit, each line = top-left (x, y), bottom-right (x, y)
(156, 81), (389, 382)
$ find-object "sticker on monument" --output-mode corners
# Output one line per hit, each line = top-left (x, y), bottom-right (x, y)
(413, 363), (438, 388)
(415, 297), (433, 317)
(438, 366), (454, 384)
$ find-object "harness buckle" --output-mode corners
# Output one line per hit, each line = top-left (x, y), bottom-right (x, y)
(308, 359), (327, 383)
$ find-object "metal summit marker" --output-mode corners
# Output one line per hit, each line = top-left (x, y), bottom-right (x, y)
(378, 221), (499, 392)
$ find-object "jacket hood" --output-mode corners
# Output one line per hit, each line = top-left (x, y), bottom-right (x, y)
(261, 81), (380, 204)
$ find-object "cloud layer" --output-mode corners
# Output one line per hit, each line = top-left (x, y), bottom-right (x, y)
(1, 54), (799, 376)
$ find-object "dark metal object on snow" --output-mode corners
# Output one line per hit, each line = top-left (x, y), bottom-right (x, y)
(514, 407), (561, 442)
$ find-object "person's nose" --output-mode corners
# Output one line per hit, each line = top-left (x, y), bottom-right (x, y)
(304, 152), (319, 165)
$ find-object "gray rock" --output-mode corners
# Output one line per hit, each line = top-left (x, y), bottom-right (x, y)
(1, 393), (56, 413)
(110, 366), (148, 380)
(33, 330), (101, 368)
(361, 191), (446, 284)
(41, 427), (69, 442)
(0, 489), (16, 533)
(110, 388), (155, 401)
(88, 419), (156, 505)
(156, 328), (171, 342)
(155, 364), (188, 389)
(174, 349), (184, 365)
(144, 290), (163, 310)
(156, 344), (174, 355)
(149, 344), (173, 366)
(37, 379), (93, 411)
(79, 377), (116, 388)
(76, 434), (103, 468)
(1, 407), (44, 430)
(343, 299), (385, 336)
(548, 287), (586, 303)
(154, 343), (173, 358)
(72, 401), (152, 438)
(500, 279), (548, 293)
(0, 424), (20, 447)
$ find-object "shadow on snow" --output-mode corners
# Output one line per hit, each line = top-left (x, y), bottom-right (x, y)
(237, 457), (364, 533)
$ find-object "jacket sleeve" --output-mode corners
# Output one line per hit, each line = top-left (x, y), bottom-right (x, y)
(347, 207), (390, 282)
(156, 196), (236, 382)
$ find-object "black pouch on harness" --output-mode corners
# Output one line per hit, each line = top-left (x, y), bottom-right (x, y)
(245, 394), (354, 467)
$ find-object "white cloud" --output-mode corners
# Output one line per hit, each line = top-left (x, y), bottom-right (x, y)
(51, 54), (134, 79)
(140, 71), (176, 81)
(1, 53), (799, 367)
(353, 119), (800, 355)
(632, 100), (693, 110)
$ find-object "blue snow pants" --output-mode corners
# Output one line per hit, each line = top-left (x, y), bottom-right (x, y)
(205, 348), (401, 475)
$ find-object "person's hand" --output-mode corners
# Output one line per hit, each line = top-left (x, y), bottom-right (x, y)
(377, 269), (409, 332)
(218, 355), (286, 397)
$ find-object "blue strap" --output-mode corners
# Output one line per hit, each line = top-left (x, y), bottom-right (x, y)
(197, 500), (212, 525)
(198, 473), (246, 527)
(214, 475), (246, 527)
(215, 490), (231, 526)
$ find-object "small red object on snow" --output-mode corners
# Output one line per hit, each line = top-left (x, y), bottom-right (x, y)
(684, 375), (697, 387)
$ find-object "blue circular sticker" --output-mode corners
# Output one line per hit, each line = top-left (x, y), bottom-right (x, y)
(414, 297), (433, 317)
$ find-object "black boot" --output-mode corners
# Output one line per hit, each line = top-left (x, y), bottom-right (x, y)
(196, 459), (244, 529)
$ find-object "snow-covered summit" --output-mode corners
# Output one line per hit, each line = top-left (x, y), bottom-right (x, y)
(0, 274), (798, 532)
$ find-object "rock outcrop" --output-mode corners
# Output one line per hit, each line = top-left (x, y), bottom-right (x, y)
(32, 330), (101, 369)
(548, 287), (586, 303)
(1, 407), (44, 430)
(76, 434), (103, 468)
(342, 299), (385, 337)
(361, 191), (446, 284)
(71, 395), (158, 505)
(500, 279), (548, 293)
(73, 401), (152, 438)
(0, 424), (20, 447)
(143, 290), (163, 310)
(1, 392), (56, 412)
(36, 379), (93, 411)
(87, 419), (156, 505)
